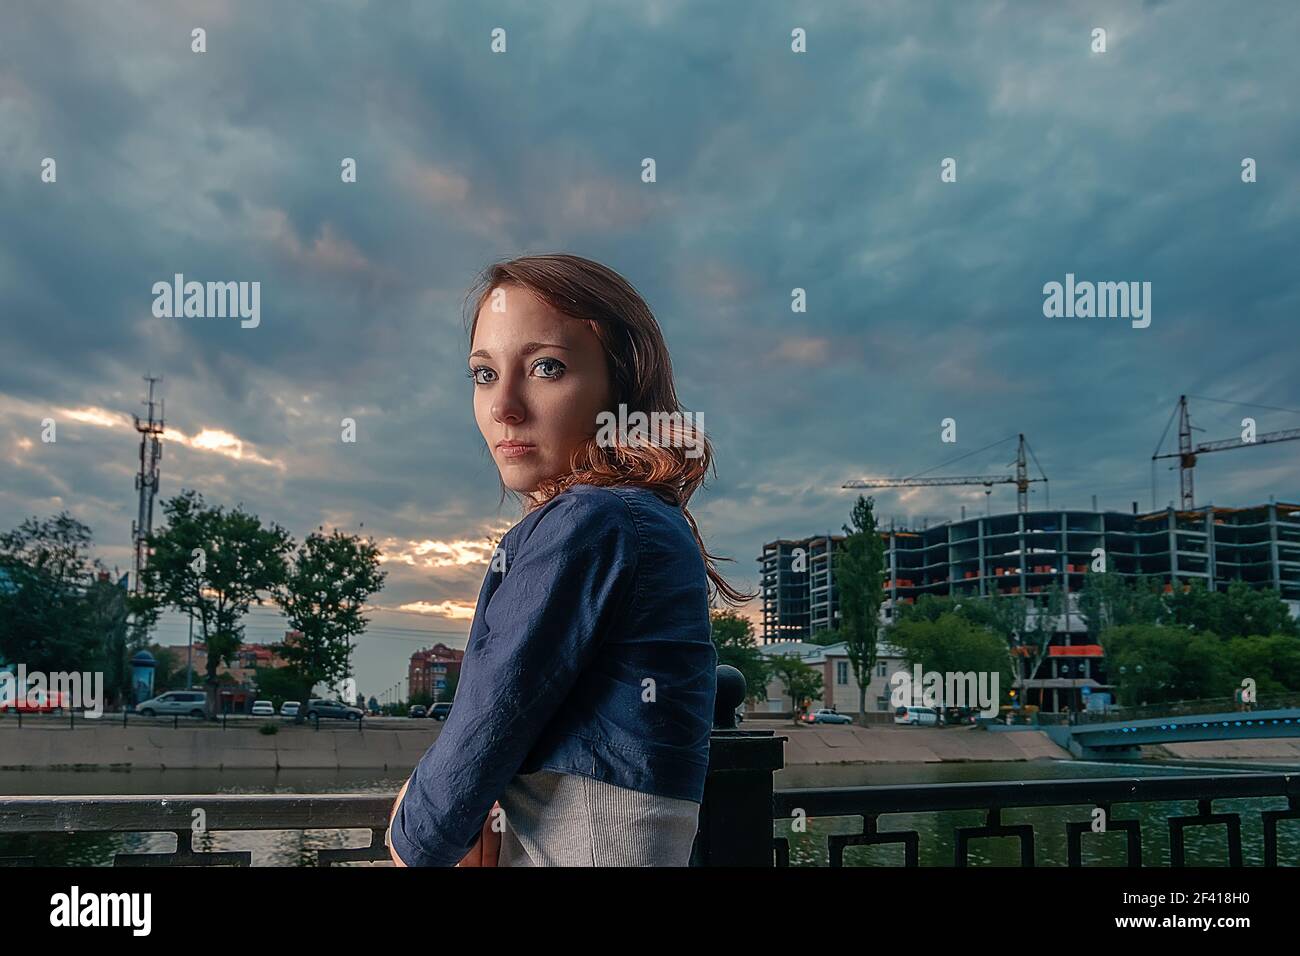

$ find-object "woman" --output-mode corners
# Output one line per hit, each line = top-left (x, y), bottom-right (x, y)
(387, 253), (753, 867)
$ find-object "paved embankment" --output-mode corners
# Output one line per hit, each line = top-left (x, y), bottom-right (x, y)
(0, 721), (440, 771)
(1151, 738), (1300, 761)
(747, 721), (1070, 764)
(0, 718), (1077, 770)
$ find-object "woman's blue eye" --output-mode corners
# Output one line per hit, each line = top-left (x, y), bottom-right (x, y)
(533, 358), (565, 378)
(467, 360), (563, 383)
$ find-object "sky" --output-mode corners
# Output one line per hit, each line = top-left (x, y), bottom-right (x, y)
(2, 0), (1298, 700)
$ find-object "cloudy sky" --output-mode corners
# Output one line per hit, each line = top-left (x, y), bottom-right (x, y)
(2, 0), (1297, 698)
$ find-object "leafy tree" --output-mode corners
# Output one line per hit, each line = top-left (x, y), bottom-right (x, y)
(1222, 634), (1300, 695)
(835, 495), (886, 724)
(273, 528), (386, 707)
(1166, 578), (1299, 639)
(0, 513), (102, 670)
(710, 609), (771, 707)
(1101, 624), (1228, 705)
(887, 613), (1013, 708)
(767, 653), (823, 722)
(1077, 567), (1163, 639)
(251, 664), (305, 706)
(140, 491), (293, 715)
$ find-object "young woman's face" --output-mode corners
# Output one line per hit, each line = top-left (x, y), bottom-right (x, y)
(469, 284), (613, 500)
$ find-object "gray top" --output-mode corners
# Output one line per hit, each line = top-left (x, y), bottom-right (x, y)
(493, 770), (701, 867)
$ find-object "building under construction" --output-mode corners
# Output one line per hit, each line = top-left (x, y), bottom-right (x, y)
(759, 499), (1300, 644)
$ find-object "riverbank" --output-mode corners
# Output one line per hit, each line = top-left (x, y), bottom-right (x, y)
(0, 718), (1074, 770)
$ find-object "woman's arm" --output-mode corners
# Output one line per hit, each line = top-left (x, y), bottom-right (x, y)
(389, 779), (501, 866)
(388, 778), (410, 866)
(386, 489), (640, 867)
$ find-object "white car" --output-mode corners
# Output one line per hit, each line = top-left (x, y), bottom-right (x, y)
(251, 700), (275, 717)
(894, 705), (942, 726)
(280, 700), (301, 717)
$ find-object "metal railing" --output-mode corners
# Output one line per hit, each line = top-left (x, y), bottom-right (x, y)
(769, 772), (1300, 867)
(1073, 692), (1300, 726)
(3, 666), (1298, 867)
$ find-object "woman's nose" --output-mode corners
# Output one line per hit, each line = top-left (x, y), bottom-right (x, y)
(492, 384), (525, 424)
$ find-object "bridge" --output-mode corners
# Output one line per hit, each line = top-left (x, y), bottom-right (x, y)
(1044, 702), (1300, 759)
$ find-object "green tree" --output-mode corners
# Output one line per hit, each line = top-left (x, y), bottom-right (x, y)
(710, 609), (770, 707)
(273, 528), (386, 707)
(140, 490), (293, 715)
(1166, 578), (1299, 639)
(0, 513), (103, 671)
(1101, 624), (1228, 705)
(887, 613), (1013, 708)
(767, 653), (823, 723)
(1221, 634), (1300, 696)
(251, 664), (304, 706)
(1077, 567), (1163, 639)
(836, 495), (886, 725)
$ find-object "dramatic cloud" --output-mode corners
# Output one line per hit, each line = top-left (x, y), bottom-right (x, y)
(2, 0), (1297, 693)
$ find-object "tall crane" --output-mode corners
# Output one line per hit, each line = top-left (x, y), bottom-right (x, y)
(1151, 395), (1300, 509)
(843, 434), (1048, 514)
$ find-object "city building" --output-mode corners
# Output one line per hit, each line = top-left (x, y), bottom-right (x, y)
(408, 643), (465, 702)
(744, 640), (909, 718)
(757, 501), (1300, 713)
(759, 535), (846, 643)
(760, 501), (1300, 643)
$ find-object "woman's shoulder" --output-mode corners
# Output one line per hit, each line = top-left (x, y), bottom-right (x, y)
(513, 484), (641, 547)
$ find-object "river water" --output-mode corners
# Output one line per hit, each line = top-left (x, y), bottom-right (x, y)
(3, 758), (1297, 866)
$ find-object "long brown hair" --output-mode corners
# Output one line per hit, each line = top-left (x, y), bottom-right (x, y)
(463, 253), (755, 608)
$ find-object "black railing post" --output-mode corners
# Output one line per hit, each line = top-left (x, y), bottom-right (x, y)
(691, 665), (786, 867)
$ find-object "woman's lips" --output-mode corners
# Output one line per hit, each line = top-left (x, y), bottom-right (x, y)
(497, 443), (535, 459)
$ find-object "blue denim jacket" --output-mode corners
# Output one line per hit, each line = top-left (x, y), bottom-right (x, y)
(389, 483), (717, 867)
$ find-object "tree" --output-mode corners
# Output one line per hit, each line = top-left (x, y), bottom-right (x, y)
(251, 664), (304, 706)
(1101, 624), (1227, 706)
(835, 495), (887, 725)
(767, 653), (823, 723)
(1077, 567), (1163, 639)
(273, 528), (386, 708)
(710, 609), (770, 707)
(140, 491), (293, 716)
(1222, 634), (1300, 695)
(0, 513), (102, 671)
(888, 613), (1013, 708)
(1166, 578), (1299, 639)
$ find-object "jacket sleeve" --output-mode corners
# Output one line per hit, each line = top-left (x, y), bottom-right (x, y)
(388, 489), (641, 866)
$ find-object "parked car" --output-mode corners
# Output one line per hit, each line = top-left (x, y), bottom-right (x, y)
(137, 690), (207, 718)
(894, 705), (942, 726)
(408, 705), (428, 719)
(429, 702), (453, 721)
(803, 708), (853, 725)
(305, 698), (364, 721)
(250, 700), (275, 717)
(280, 700), (301, 717)
(942, 706), (978, 725)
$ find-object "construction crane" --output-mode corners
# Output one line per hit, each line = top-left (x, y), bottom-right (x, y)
(843, 434), (1048, 514)
(1152, 394), (1300, 509)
